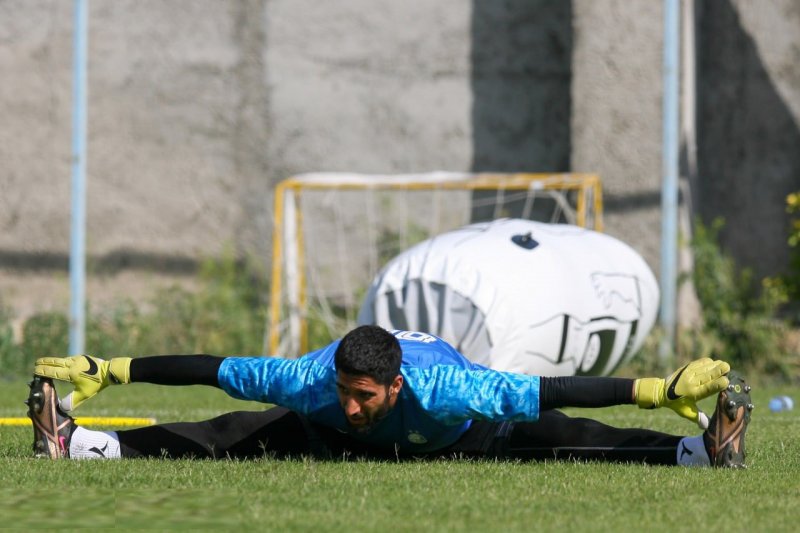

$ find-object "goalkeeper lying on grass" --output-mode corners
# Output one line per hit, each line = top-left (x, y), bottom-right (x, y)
(27, 325), (752, 467)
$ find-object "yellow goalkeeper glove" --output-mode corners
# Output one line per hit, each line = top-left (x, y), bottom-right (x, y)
(634, 357), (730, 428)
(34, 355), (132, 411)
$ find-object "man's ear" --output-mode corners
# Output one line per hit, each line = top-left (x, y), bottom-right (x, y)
(390, 374), (403, 395)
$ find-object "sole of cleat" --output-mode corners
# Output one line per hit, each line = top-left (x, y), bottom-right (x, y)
(713, 371), (752, 468)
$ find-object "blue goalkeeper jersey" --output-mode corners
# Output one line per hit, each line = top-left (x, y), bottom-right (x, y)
(217, 330), (541, 453)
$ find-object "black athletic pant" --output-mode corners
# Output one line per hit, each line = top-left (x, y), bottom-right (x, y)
(117, 407), (682, 465)
(116, 355), (683, 464)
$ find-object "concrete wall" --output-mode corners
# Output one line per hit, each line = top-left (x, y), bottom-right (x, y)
(1, 0), (799, 315)
(696, 0), (800, 280)
(571, 0), (664, 266)
(1, 1), (273, 265)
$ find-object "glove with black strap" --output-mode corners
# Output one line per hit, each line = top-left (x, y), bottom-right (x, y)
(634, 357), (730, 429)
(34, 355), (132, 411)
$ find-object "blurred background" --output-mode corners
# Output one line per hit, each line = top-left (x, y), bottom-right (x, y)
(0, 0), (798, 379)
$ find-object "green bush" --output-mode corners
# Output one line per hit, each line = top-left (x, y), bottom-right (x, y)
(688, 217), (795, 379)
(779, 191), (800, 320)
(99, 252), (269, 356)
(0, 306), (23, 377)
(123, 254), (267, 356)
(0, 253), (270, 378)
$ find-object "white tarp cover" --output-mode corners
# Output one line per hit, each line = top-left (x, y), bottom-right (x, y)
(358, 219), (659, 376)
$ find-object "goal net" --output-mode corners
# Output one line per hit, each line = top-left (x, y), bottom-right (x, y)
(266, 172), (603, 356)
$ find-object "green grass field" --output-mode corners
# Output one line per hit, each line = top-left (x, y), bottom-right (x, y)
(1, 378), (797, 531)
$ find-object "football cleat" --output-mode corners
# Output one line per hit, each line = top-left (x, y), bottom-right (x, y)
(703, 371), (753, 468)
(27, 376), (76, 459)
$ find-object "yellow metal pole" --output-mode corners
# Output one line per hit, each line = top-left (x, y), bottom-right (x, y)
(593, 175), (604, 232)
(268, 180), (289, 355)
(576, 179), (587, 228)
(296, 189), (308, 354)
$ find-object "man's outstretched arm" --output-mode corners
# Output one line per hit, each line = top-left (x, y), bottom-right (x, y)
(539, 357), (730, 429)
(130, 355), (224, 386)
(541, 356), (728, 401)
(542, 357), (731, 428)
(34, 355), (225, 411)
(419, 357), (730, 428)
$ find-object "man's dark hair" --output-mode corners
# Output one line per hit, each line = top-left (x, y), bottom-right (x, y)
(334, 325), (402, 385)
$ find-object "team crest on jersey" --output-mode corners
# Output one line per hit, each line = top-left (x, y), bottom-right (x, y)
(392, 330), (437, 343)
(407, 430), (428, 444)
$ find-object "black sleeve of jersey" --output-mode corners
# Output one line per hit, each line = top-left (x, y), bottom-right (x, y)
(539, 376), (635, 410)
(129, 355), (224, 387)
